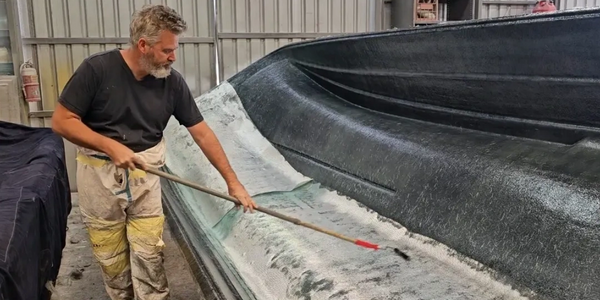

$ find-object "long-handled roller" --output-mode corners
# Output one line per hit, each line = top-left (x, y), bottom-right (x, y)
(145, 167), (410, 260)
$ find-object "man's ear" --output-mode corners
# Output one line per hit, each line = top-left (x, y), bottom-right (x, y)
(137, 38), (149, 54)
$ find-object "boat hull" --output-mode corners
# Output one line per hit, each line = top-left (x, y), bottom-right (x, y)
(227, 8), (600, 300)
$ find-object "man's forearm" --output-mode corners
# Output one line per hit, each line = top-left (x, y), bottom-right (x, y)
(192, 128), (240, 185)
(52, 116), (115, 155)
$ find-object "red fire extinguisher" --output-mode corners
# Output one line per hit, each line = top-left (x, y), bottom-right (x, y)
(20, 60), (41, 102)
(533, 0), (557, 13)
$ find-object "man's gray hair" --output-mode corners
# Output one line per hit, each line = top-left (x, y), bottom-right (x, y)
(129, 4), (187, 46)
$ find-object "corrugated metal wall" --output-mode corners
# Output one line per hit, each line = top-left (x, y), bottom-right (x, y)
(218, 0), (388, 79)
(478, 0), (600, 19)
(27, 0), (214, 122)
(478, 0), (536, 19)
(560, 0), (600, 9)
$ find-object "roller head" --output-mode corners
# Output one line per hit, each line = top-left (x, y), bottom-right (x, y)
(379, 245), (410, 261)
(355, 240), (410, 260)
(394, 248), (410, 261)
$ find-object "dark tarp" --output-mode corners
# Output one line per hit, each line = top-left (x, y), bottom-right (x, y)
(0, 120), (71, 300)
(228, 8), (600, 300)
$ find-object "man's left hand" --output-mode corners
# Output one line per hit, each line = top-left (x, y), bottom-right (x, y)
(228, 182), (257, 213)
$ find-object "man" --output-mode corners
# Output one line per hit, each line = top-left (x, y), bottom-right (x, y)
(51, 4), (257, 300)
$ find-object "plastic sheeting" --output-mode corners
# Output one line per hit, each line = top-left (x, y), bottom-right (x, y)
(223, 8), (600, 300)
(0, 121), (71, 300)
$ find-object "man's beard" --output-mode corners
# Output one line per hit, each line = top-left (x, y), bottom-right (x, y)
(139, 53), (172, 79)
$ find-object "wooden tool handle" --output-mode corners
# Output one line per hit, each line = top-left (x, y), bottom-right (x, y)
(147, 167), (411, 260)
(146, 167), (357, 244)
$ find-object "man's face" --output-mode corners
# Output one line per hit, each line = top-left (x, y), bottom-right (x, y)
(139, 30), (179, 78)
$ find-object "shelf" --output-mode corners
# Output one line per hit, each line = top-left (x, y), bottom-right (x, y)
(415, 0), (439, 25)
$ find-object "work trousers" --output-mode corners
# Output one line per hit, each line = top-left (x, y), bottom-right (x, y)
(75, 139), (169, 300)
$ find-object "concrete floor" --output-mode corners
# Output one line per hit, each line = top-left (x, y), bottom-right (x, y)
(52, 194), (205, 300)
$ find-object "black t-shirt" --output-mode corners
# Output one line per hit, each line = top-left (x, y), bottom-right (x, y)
(58, 48), (204, 152)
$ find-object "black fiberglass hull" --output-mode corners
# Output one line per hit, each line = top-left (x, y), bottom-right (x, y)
(228, 9), (600, 300)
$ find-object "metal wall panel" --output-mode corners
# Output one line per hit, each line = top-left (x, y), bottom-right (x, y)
(29, 0), (214, 109)
(560, 0), (600, 9)
(479, 0), (536, 19)
(217, 0), (387, 80)
(478, 0), (600, 19)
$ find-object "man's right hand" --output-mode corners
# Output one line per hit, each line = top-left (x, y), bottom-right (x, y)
(105, 140), (147, 170)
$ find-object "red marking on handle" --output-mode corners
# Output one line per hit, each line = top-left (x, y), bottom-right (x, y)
(355, 239), (380, 250)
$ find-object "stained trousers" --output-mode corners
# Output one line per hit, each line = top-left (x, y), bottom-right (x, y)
(75, 139), (169, 300)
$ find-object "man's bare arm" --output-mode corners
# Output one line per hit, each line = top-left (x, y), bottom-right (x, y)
(51, 103), (145, 170)
(51, 103), (115, 152)
(187, 121), (240, 185)
(187, 121), (257, 212)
